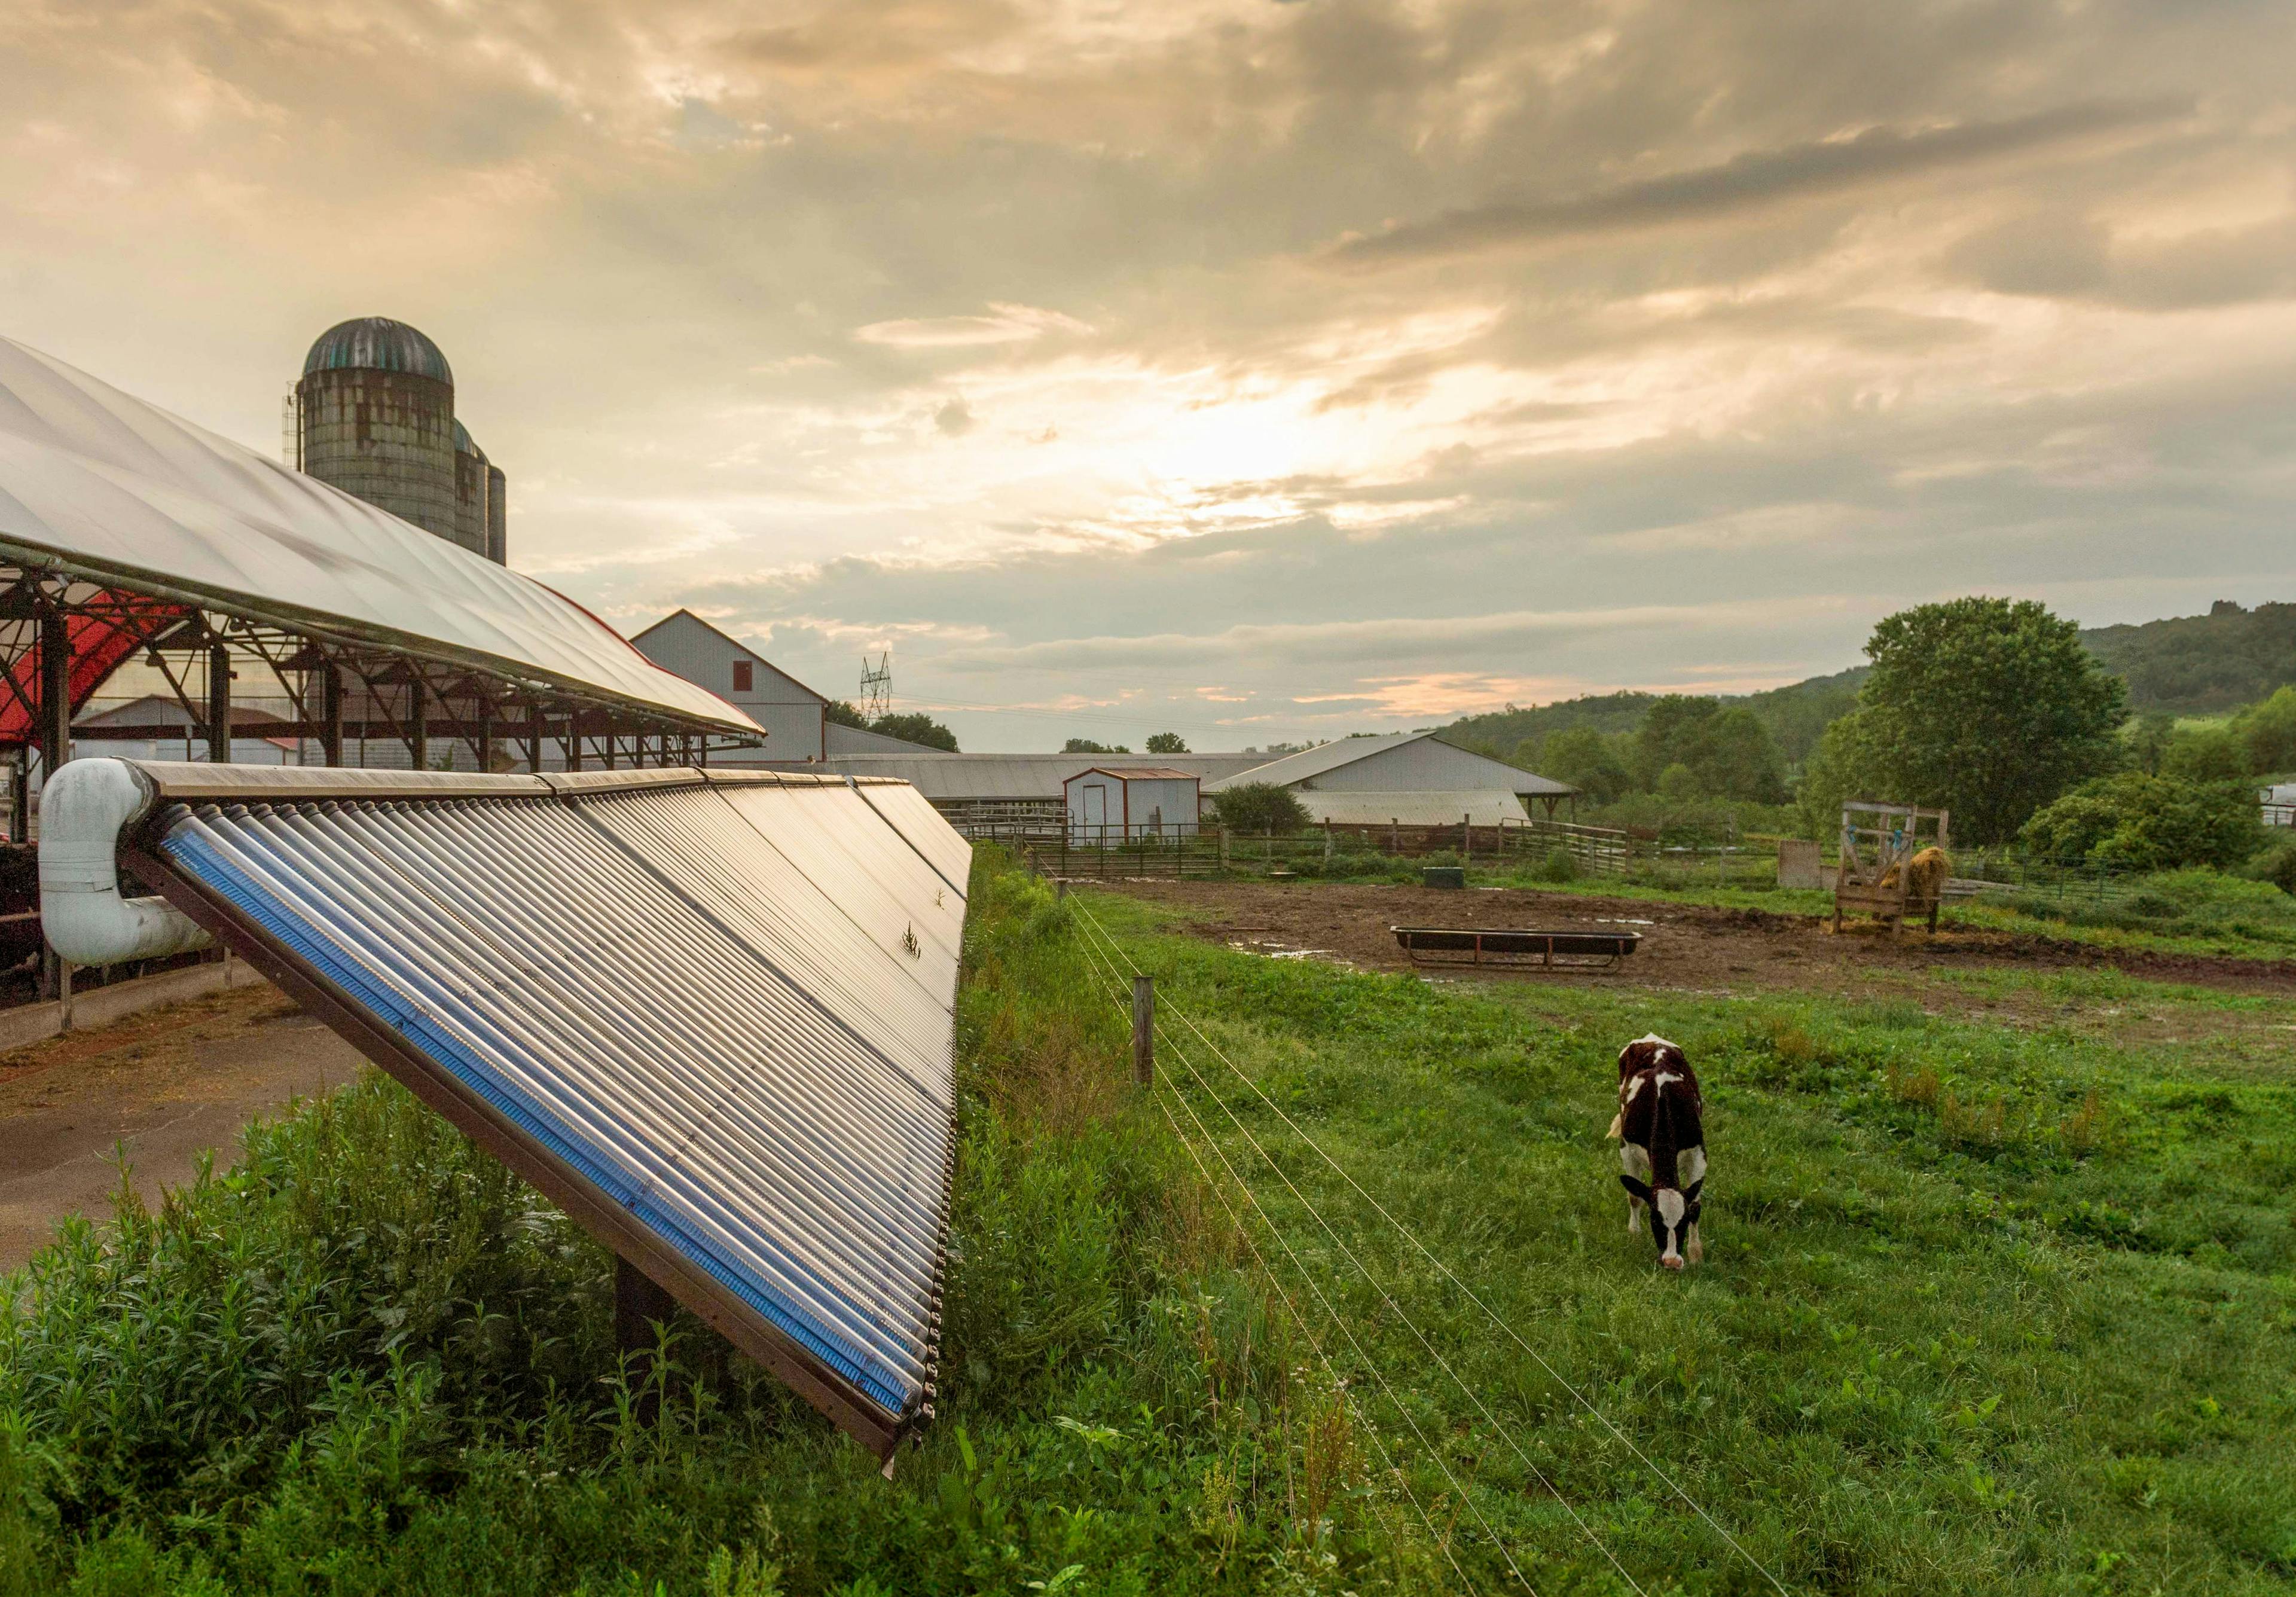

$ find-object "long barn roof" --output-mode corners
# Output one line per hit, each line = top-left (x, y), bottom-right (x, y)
(0, 337), (759, 734)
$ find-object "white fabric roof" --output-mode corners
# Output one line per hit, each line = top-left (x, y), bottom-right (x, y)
(1294, 789), (1531, 827)
(0, 337), (756, 733)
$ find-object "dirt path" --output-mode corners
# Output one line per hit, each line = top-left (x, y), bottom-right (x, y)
(0, 985), (364, 1271)
(1105, 879), (2296, 1016)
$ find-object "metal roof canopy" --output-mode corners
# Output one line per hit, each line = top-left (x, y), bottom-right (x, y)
(0, 335), (758, 737)
(1202, 730), (1576, 796)
(109, 760), (964, 1462)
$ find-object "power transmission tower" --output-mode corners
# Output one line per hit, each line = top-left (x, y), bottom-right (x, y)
(860, 652), (892, 720)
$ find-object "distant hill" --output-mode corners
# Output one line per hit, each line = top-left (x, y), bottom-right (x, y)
(2081, 600), (2296, 714)
(1445, 669), (1862, 764)
(1442, 601), (2296, 767)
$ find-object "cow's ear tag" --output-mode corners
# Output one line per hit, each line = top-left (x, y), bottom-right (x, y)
(1618, 1174), (1653, 1200)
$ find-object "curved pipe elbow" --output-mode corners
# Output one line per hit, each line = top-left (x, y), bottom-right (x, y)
(39, 758), (210, 966)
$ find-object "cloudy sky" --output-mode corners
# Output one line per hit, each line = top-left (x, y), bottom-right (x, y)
(5, 1), (2293, 750)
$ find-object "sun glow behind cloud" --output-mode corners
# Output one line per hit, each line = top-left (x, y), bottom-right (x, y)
(1, 0), (2291, 747)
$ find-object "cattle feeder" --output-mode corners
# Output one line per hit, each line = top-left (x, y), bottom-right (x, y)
(1833, 800), (1950, 935)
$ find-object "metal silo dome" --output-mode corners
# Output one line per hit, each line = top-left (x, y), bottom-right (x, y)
(302, 317), (454, 386)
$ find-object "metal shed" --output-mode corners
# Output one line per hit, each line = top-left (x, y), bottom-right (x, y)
(1064, 765), (1199, 844)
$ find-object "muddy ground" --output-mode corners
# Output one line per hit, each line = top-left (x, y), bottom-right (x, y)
(0, 985), (362, 1270)
(1106, 879), (2296, 1020)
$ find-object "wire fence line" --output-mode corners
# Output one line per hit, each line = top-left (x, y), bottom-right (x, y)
(1064, 890), (1794, 1597)
(1146, 1007), (1648, 1597)
(1059, 914), (1482, 1590)
(1065, 905), (1569, 1594)
(1069, 908), (1615, 1594)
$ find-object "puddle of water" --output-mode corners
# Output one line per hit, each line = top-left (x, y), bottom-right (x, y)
(1596, 917), (1656, 926)
(1228, 938), (1344, 964)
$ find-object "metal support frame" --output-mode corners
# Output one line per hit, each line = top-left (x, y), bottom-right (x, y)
(0, 570), (746, 790)
(321, 661), (344, 767)
(616, 1255), (677, 1425)
(206, 633), (232, 764)
(407, 673), (428, 771)
(38, 603), (71, 776)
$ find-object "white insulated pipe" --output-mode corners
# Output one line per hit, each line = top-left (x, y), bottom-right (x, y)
(39, 758), (211, 965)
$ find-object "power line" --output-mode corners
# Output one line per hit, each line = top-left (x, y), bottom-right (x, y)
(1069, 892), (1792, 1597)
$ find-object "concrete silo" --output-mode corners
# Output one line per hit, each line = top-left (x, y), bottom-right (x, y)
(486, 463), (507, 564)
(452, 421), (490, 558)
(297, 318), (460, 543)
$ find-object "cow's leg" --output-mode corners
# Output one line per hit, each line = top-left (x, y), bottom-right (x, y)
(1686, 1223), (1703, 1265)
(1620, 1143), (1651, 1232)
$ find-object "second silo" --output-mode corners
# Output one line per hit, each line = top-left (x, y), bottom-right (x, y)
(452, 421), (490, 559)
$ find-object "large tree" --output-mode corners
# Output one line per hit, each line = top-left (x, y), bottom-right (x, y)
(1857, 597), (2126, 844)
(1537, 726), (1634, 804)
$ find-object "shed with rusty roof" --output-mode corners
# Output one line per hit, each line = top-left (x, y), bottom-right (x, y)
(1064, 765), (1200, 844)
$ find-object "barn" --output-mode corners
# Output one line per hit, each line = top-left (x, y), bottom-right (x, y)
(1064, 766), (1201, 844)
(1202, 729), (1573, 820)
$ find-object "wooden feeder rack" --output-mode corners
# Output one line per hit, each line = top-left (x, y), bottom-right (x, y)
(1833, 801), (1950, 935)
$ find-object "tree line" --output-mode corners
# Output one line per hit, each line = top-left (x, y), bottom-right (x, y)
(1473, 596), (2296, 884)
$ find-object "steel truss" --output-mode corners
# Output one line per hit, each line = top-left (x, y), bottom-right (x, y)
(0, 567), (751, 838)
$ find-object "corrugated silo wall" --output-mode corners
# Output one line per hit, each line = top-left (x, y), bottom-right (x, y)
(296, 368), (460, 542)
(486, 463), (507, 564)
(454, 446), (490, 556)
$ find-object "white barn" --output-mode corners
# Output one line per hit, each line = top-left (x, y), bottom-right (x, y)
(1065, 766), (1201, 843)
(630, 609), (831, 763)
(1203, 729), (1574, 818)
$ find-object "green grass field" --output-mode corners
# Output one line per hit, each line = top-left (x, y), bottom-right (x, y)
(4, 854), (2292, 1593)
(1069, 878), (2296, 1592)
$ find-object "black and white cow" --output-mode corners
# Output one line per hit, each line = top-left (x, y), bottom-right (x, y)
(1607, 1034), (1706, 1269)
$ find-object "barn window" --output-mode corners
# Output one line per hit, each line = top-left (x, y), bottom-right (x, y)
(732, 660), (753, 693)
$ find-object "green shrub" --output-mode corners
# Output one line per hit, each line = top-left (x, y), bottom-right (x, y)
(1536, 847), (1578, 883)
(2242, 835), (2296, 895)
(2020, 772), (2263, 871)
(1207, 783), (1308, 836)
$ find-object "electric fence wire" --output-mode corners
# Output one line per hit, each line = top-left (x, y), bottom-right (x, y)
(1067, 893), (1794, 1597)
(1058, 917), (1483, 1591)
(1149, 1005), (1647, 1597)
(1062, 913), (1540, 1595)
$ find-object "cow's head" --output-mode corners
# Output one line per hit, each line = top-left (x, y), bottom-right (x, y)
(1619, 1175), (1702, 1269)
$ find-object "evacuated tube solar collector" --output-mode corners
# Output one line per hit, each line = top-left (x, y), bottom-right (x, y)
(42, 759), (966, 1462)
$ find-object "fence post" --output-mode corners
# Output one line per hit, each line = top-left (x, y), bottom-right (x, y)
(1219, 825), (1230, 870)
(1131, 975), (1154, 1086)
(1463, 813), (1471, 863)
(1323, 820), (1333, 865)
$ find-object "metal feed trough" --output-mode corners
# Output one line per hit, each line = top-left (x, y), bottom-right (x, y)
(1391, 925), (1641, 970)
